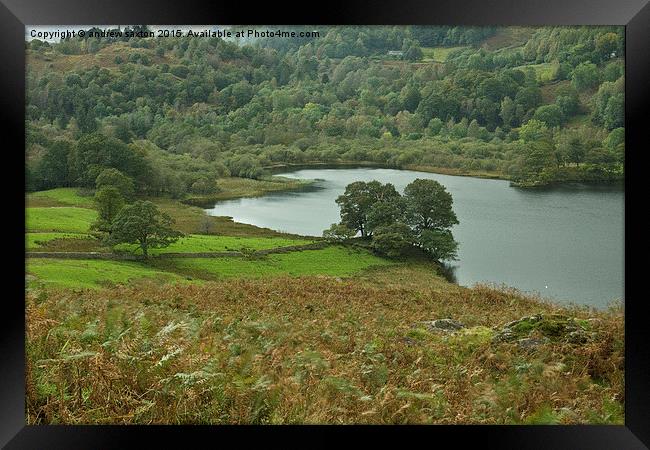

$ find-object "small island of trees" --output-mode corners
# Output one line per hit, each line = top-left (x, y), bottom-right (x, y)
(325, 178), (459, 261)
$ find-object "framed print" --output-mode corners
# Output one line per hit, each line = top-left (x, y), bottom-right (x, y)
(1, 0), (648, 447)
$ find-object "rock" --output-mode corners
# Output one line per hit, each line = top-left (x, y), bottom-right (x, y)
(517, 336), (550, 349)
(493, 314), (594, 346)
(567, 329), (589, 344)
(420, 318), (465, 333)
(502, 314), (543, 330)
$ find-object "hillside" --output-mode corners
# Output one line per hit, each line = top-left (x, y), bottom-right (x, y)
(26, 25), (624, 198)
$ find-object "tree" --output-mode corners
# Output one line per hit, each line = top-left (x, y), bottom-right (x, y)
(226, 155), (263, 179)
(34, 139), (72, 189)
(596, 32), (619, 60)
(371, 222), (415, 258)
(418, 229), (459, 261)
(523, 139), (556, 176)
(519, 119), (549, 143)
(323, 223), (357, 242)
(107, 200), (182, 258)
(335, 181), (400, 237)
(571, 62), (600, 92)
(400, 84), (422, 113)
(499, 96), (517, 129)
(603, 94), (624, 131)
(561, 134), (586, 167)
(366, 197), (406, 235)
(71, 133), (146, 187)
(95, 168), (135, 200)
(533, 104), (564, 128)
(401, 179), (459, 261)
(604, 127), (624, 152)
(555, 86), (580, 118)
(92, 186), (124, 233)
(403, 179), (459, 233)
(514, 86), (542, 113)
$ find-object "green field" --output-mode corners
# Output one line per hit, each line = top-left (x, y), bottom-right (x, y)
(26, 207), (97, 233)
(27, 188), (95, 208)
(26, 246), (393, 289)
(421, 46), (467, 62)
(170, 246), (394, 279)
(26, 232), (93, 249)
(115, 234), (314, 255)
(26, 258), (186, 289)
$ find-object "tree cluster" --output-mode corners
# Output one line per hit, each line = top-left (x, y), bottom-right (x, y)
(325, 179), (459, 261)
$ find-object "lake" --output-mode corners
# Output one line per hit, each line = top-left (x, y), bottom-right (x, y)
(206, 168), (624, 308)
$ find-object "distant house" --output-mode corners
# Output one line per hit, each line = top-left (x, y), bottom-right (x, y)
(387, 50), (404, 57)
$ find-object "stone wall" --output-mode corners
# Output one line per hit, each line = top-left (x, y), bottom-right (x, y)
(25, 242), (328, 260)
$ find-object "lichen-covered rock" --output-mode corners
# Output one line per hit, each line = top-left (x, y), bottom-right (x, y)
(419, 318), (465, 333)
(493, 314), (595, 346)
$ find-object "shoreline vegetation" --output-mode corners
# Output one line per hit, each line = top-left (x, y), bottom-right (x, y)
(183, 162), (624, 208)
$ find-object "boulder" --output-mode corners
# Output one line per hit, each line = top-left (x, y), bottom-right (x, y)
(419, 318), (465, 333)
(493, 314), (595, 346)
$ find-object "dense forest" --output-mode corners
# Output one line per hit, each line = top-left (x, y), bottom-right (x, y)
(26, 25), (624, 199)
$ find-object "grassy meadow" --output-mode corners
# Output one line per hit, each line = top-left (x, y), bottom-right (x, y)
(24, 185), (624, 425)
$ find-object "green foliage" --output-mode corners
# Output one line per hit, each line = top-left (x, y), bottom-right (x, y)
(71, 133), (149, 187)
(92, 186), (125, 233)
(95, 168), (135, 200)
(519, 119), (549, 143)
(330, 178), (459, 261)
(418, 229), (459, 261)
(403, 179), (459, 233)
(322, 223), (357, 242)
(335, 181), (401, 237)
(371, 222), (415, 258)
(33, 140), (72, 190)
(533, 105), (564, 128)
(107, 201), (183, 257)
(571, 62), (600, 91)
(26, 26), (624, 191)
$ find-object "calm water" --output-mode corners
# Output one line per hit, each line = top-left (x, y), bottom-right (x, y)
(206, 168), (624, 308)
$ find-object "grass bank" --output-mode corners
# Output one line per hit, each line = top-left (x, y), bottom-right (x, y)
(182, 176), (314, 207)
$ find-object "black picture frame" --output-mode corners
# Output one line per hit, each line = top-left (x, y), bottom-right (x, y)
(2, 0), (648, 447)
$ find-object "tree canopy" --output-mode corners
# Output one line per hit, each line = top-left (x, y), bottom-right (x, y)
(328, 178), (459, 261)
(107, 200), (182, 257)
